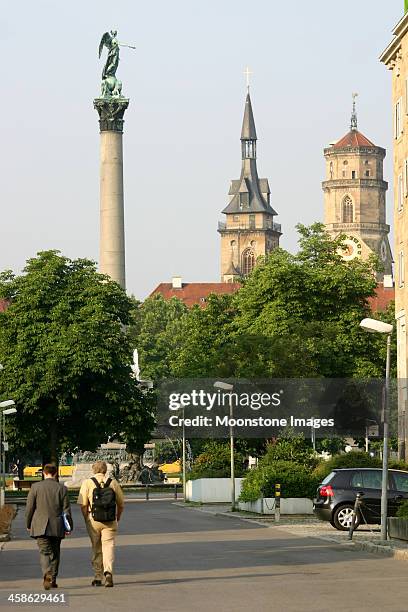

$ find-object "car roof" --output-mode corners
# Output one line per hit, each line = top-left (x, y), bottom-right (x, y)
(333, 468), (408, 474)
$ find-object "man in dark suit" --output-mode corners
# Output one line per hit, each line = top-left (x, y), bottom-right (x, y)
(26, 464), (72, 590)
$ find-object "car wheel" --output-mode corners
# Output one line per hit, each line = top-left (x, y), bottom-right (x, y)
(333, 504), (360, 531)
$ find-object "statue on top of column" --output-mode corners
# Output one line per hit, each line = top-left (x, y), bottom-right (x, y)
(98, 30), (135, 99)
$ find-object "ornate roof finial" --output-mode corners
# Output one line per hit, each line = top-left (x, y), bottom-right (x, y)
(244, 66), (253, 93)
(351, 92), (358, 131)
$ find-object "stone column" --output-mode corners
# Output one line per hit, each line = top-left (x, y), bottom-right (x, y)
(94, 97), (129, 290)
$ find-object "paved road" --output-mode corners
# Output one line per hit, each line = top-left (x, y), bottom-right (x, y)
(2, 501), (408, 612)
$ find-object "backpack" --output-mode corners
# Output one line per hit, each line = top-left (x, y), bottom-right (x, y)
(91, 477), (116, 522)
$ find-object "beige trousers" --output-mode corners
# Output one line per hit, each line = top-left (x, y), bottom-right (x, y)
(85, 517), (117, 579)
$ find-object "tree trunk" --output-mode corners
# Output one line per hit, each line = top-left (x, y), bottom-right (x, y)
(42, 421), (59, 479)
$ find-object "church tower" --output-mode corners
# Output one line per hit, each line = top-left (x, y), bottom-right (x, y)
(323, 96), (392, 279)
(218, 92), (281, 282)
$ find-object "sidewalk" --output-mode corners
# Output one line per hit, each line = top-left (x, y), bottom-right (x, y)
(177, 502), (408, 560)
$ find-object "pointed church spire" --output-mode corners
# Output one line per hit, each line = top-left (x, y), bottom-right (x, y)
(241, 93), (257, 141)
(350, 92), (358, 131)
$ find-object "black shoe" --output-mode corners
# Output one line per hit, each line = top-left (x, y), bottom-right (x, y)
(43, 573), (52, 591)
(51, 580), (58, 588)
(104, 572), (113, 588)
(91, 580), (102, 587)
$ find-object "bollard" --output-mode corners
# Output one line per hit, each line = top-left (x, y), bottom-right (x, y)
(348, 492), (361, 540)
(275, 483), (281, 523)
(146, 483), (150, 501)
(174, 484), (177, 500)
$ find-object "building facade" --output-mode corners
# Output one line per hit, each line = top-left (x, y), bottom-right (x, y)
(323, 102), (392, 280)
(218, 92), (281, 282)
(381, 11), (408, 459)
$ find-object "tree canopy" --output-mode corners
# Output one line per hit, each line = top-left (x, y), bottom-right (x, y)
(153, 223), (395, 380)
(0, 251), (155, 463)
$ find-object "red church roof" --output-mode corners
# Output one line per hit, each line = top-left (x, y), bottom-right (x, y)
(367, 285), (394, 312)
(150, 282), (241, 308)
(332, 130), (376, 149)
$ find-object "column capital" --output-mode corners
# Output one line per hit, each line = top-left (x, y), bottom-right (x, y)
(94, 97), (129, 133)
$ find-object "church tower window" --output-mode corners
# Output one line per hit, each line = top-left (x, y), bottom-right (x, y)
(239, 192), (249, 209)
(342, 196), (354, 223)
(242, 248), (255, 275)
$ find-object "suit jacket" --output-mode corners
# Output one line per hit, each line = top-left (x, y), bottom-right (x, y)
(26, 479), (72, 538)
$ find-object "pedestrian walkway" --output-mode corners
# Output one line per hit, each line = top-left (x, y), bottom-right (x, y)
(2, 500), (408, 611)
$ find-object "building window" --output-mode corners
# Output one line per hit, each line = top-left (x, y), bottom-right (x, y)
(351, 170), (357, 179)
(342, 196), (353, 223)
(249, 214), (256, 229)
(329, 162), (333, 179)
(230, 240), (236, 247)
(406, 78), (408, 114)
(233, 215), (239, 222)
(365, 170), (370, 177)
(395, 98), (403, 139)
(364, 160), (369, 165)
(398, 173), (404, 212)
(241, 248), (255, 276)
(239, 192), (249, 209)
(405, 160), (408, 197)
(342, 170), (347, 178)
(399, 250), (405, 288)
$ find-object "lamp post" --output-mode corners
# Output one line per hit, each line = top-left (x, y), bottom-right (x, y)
(360, 318), (393, 540)
(214, 381), (235, 511)
(0, 401), (17, 507)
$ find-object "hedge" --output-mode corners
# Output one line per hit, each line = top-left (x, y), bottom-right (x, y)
(239, 460), (320, 502)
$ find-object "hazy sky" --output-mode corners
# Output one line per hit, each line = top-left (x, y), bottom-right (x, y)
(0, 0), (403, 298)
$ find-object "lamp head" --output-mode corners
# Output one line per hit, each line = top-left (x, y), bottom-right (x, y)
(360, 318), (393, 334)
(0, 400), (15, 409)
(214, 381), (234, 391)
(2, 407), (16, 416)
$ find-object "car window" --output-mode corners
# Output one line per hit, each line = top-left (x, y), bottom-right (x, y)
(321, 472), (336, 485)
(393, 472), (408, 492)
(350, 472), (364, 488)
(362, 471), (382, 489)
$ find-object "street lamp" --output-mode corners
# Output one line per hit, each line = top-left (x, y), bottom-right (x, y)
(0, 401), (16, 507)
(214, 381), (235, 511)
(360, 317), (393, 540)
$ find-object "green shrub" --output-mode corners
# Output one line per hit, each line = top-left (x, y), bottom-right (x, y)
(240, 460), (320, 502)
(188, 441), (245, 480)
(396, 500), (408, 519)
(260, 432), (319, 470)
(388, 459), (408, 471)
(313, 452), (381, 481)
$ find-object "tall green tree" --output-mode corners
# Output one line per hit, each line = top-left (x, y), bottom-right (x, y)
(167, 223), (395, 379)
(129, 294), (188, 380)
(0, 251), (155, 464)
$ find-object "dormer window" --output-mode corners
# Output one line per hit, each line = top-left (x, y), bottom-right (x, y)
(239, 192), (249, 209)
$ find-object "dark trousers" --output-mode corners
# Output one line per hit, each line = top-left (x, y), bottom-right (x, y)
(36, 537), (61, 579)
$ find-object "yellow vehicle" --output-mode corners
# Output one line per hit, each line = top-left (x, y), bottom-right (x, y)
(159, 459), (181, 474)
(23, 465), (74, 478)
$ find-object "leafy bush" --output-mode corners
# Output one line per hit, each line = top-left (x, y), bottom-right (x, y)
(188, 442), (245, 480)
(240, 460), (320, 502)
(260, 432), (319, 470)
(313, 451), (381, 481)
(396, 500), (408, 519)
(388, 459), (408, 471)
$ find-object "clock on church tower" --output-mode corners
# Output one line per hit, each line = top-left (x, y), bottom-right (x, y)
(322, 95), (392, 280)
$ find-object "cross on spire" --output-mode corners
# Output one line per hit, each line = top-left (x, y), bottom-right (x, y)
(351, 92), (358, 131)
(244, 66), (253, 92)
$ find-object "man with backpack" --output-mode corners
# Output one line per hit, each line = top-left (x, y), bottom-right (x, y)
(78, 461), (124, 588)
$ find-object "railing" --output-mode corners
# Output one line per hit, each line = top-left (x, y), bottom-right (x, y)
(218, 221), (281, 233)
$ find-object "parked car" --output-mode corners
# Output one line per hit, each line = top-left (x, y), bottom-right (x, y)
(313, 468), (408, 530)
